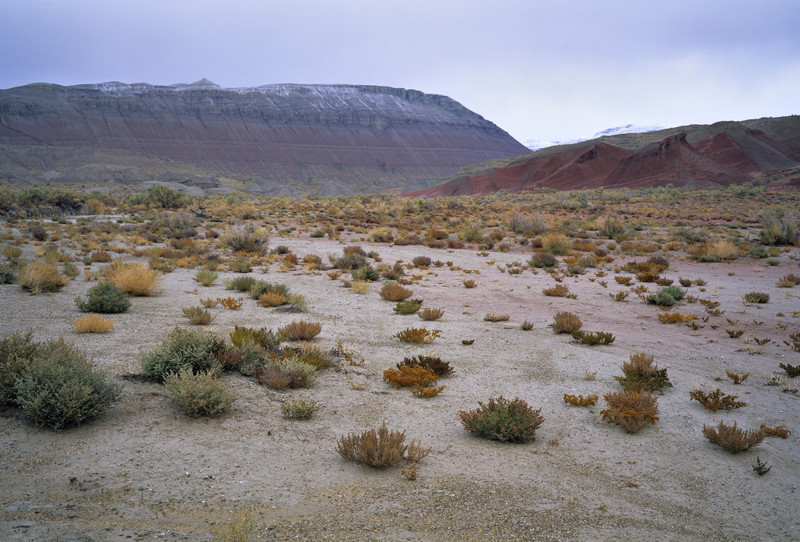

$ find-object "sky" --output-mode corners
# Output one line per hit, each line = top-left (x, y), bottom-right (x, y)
(1, 0), (799, 146)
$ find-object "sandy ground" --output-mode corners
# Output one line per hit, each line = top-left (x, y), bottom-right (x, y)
(1, 233), (799, 541)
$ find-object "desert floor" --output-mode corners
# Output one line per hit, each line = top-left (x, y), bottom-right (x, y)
(1, 227), (799, 541)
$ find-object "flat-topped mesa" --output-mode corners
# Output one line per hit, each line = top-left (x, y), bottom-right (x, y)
(0, 80), (530, 192)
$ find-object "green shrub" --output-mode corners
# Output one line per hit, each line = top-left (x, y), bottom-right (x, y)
(760, 207), (799, 245)
(222, 224), (269, 254)
(281, 398), (320, 419)
(248, 280), (290, 300)
(459, 396), (543, 443)
(225, 276), (257, 292)
(229, 326), (284, 350)
(75, 282), (131, 313)
(195, 269), (218, 287)
(13, 339), (121, 430)
(164, 368), (235, 418)
(393, 299), (423, 315)
(0, 331), (41, 406)
(351, 265), (380, 282)
(141, 328), (226, 382)
(255, 355), (317, 389)
(646, 289), (677, 307)
(660, 285), (685, 301)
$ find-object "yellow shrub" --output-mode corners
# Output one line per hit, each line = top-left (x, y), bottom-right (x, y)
(104, 262), (162, 296)
(72, 313), (114, 333)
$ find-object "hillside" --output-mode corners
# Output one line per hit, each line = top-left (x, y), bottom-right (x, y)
(0, 80), (529, 195)
(404, 119), (800, 197)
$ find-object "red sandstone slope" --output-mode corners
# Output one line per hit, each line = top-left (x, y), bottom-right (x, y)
(692, 129), (797, 174)
(402, 143), (629, 197)
(603, 133), (749, 188)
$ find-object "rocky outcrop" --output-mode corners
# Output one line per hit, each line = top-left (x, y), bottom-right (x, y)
(0, 80), (529, 192)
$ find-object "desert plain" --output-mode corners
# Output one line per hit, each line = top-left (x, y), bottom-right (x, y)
(0, 189), (799, 541)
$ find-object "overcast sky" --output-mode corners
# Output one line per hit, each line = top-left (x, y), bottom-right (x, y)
(2, 0), (798, 145)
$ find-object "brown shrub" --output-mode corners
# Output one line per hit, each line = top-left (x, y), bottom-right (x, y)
(552, 311), (582, 334)
(257, 292), (287, 307)
(600, 391), (659, 433)
(278, 320), (322, 340)
(336, 422), (408, 468)
(760, 423), (791, 439)
(383, 365), (439, 388)
(397, 355), (453, 376)
(563, 393), (598, 406)
(689, 388), (746, 412)
(380, 281), (413, 302)
(703, 421), (765, 454)
(418, 307), (444, 321)
(542, 284), (576, 299)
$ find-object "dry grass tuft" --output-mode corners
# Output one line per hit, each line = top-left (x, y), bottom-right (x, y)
(257, 292), (287, 307)
(542, 284), (576, 299)
(72, 313), (114, 333)
(394, 327), (441, 343)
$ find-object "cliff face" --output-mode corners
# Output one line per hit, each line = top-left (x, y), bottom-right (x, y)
(0, 80), (529, 192)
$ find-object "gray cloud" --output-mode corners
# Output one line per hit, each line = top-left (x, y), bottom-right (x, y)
(2, 0), (798, 144)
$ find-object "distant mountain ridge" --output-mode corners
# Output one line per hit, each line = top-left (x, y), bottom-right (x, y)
(0, 79), (529, 194)
(525, 123), (664, 151)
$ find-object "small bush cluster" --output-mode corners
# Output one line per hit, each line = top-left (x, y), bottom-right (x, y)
(229, 326), (284, 350)
(528, 252), (557, 269)
(614, 353), (672, 393)
(600, 391), (658, 433)
(646, 286), (685, 307)
(222, 224), (269, 254)
(703, 421), (764, 453)
(779, 362), (800, 377)
(75, 282), (131, 313)
(459, 396), (543, 443)
(164, 368), (235, 417)
(657, 312), (697, 324)
(689, 388), (746, 412)
(383, 364), (443, 397)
